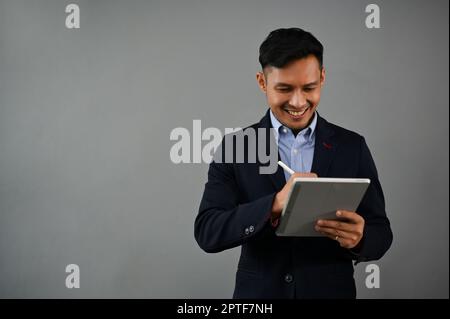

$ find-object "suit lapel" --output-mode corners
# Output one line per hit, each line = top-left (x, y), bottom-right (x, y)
(258, 110), (286, 191)
(311, 114), (337, 177)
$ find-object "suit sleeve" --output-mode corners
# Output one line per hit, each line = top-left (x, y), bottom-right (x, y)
(194, 159), (276, 253)
(350, 136), (393, 263)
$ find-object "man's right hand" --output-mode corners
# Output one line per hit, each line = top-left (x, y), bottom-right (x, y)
(271, 172), (318, 219)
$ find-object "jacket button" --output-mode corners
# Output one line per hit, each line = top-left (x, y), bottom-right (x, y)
(284, 273), (293, 283)
(244, 228), (250, 235)
(249, 225), (255, 233)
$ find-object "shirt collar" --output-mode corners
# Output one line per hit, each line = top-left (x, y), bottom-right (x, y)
(269, 109), (317, 142)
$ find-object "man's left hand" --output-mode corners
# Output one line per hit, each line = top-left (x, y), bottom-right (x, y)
(315, 210), (365, 249)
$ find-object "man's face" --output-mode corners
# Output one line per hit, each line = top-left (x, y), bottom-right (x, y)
(256, 55), (325, 132)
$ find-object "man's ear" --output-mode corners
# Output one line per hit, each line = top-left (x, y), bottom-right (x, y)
(320, 67), (326, 86)
(256, 72), (267, 93)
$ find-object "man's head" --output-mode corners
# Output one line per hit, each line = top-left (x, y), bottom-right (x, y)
(256, 28), (325, 133)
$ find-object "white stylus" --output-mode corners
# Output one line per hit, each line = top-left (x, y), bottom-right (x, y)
(277, 161), (295, 175)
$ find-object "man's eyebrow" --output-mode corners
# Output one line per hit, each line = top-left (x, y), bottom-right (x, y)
(274, 82), (292, 87)
(303, 81), (319, 87)
(274, 81), (319, 87)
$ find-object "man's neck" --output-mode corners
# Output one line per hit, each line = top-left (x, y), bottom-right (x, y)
(292, 129), (301, 137)
(291, 115), (315, 137)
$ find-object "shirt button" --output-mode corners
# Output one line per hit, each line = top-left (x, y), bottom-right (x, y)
(284, 273), (293, 283)
(282, 128), (288, 133)
(293, 149), (298, 154)
(249, 225), (255, 233)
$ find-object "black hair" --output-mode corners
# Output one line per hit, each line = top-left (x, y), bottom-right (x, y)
(259, 27), (323, 70)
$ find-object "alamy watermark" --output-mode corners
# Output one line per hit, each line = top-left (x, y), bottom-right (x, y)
(169, 120), (278, 174)
(365, 263), (380, 289)
(365, 4), (381, 29)
(65, 4), (80, 29)
(65, 264), (80, 289)
(65, 3), (380, 30)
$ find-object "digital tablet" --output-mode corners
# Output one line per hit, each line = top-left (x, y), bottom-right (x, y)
(275, 178), (370, 237)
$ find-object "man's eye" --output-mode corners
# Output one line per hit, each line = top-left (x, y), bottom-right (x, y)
(304, 87), (315, 92)
(277, 88), (291, 92)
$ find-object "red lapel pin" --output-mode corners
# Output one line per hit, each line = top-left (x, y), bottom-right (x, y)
(323, 142), (332, 149)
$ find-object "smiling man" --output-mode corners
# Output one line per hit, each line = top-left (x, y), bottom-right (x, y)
(257, 55), (323, 133)
(195, 28), (393, 299)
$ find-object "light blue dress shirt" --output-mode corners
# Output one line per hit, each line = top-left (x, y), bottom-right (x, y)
(270, 110), (317, 181)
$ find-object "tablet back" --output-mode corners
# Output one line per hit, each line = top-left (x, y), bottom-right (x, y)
(275, 178), (370, 237)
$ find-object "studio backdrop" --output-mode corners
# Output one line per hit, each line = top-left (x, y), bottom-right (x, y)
(0, 0), (448, 298)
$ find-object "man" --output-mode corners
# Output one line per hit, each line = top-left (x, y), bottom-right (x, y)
(194, 28), (392, 299)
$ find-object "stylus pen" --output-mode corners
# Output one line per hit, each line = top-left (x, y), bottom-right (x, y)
(277, 161), (295, 175)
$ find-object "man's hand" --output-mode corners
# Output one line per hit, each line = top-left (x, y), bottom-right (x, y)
(271, 172), (318, 218)
(315, 210), (365, 249)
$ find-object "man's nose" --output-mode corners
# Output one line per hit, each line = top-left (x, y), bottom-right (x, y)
(289, 90), (307, 109)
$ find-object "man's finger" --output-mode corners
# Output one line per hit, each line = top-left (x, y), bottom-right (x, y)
(316, 219), (357, 233)
(317, 230), (353, 248)
(316, 228), (358, 248)
(335, 237), (354, 248)
(335, 210), (363, 223)
(314, 226), (359, 241)
(290, 172), (318, 179)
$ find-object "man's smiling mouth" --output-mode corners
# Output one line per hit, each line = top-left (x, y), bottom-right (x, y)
(284, 106), (310, 117)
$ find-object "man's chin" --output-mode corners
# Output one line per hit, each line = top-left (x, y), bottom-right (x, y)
(284, 117), (312, 131)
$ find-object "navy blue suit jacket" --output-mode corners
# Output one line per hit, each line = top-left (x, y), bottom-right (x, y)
(195, 111), (393, 299)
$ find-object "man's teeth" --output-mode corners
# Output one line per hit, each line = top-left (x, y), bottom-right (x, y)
(287, 108), (308, 116)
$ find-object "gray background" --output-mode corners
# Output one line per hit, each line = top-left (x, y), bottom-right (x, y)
(0, 0), (448, 298)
